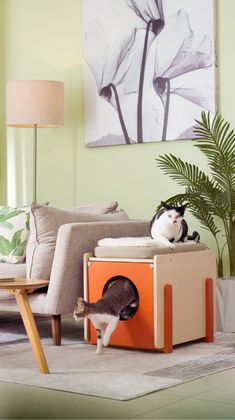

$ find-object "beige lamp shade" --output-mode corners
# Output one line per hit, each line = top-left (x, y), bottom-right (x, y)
(6, 80), (64, 127)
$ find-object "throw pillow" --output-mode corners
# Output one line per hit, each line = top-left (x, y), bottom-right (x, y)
(73, 201), (118, 214)
(26, 203), (129, 280)
(0, 206), (30, 264)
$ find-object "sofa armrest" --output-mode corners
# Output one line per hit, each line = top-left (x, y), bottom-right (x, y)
(44, 220), (149, 314)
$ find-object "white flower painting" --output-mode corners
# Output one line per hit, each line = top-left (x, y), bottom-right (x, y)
(81, 0), (216, 147)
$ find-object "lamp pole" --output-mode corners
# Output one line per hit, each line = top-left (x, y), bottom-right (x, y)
(33, 124), (37, 203)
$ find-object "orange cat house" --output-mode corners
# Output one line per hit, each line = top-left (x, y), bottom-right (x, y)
(83, 241), (216, 353)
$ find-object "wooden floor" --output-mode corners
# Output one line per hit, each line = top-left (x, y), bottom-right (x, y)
(1, 368), (235, 419)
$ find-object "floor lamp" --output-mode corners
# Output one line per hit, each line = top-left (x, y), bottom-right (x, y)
(6, 80), (64, 203)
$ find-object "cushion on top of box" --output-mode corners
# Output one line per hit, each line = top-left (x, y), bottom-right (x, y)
(94, 237), (207, 259)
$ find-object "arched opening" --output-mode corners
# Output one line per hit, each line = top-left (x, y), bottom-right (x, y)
(102, 276), (139, 321)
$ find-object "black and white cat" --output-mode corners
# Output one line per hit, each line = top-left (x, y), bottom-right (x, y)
(73, 278), (138, 354)
(150, 201), (199, 249)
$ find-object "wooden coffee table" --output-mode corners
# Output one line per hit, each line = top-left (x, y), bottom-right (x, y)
(0, 278), (50, 374)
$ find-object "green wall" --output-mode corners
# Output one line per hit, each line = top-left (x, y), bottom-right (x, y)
(3, 0), (83, 207)
(1, 0), (234, 266)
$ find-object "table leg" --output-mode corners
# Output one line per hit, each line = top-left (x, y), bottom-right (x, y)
(14, 290), (49, 374)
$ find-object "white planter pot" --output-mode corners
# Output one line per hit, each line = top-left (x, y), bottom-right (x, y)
(216, 277), (235, 332)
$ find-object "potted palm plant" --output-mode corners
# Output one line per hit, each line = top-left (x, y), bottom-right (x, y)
(155, 111), (235, 331)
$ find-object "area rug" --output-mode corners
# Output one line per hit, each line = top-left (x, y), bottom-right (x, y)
(1, 313), (235, 400)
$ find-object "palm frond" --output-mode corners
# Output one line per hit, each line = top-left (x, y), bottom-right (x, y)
(156, 193), (189, 211)
(156, 111), (235, 276)
(160, 193), (220, 238)
(156, 154), (228, 220)
(156, 154), (210, 187)
(193, 111), (235, 218)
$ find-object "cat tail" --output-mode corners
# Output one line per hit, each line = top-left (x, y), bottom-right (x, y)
(187, 231), (200, 243)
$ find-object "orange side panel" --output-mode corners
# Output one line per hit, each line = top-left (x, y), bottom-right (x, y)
(87, 261), (155, 350)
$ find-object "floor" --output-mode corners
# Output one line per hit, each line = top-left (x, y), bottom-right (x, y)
(1, 314), (235, 419)
(1, 368), (235, 419)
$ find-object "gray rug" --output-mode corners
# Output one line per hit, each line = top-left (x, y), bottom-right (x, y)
(1, 313), (235, 400)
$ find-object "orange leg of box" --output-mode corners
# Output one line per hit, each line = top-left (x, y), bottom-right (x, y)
(164, 284), (173, 353)
(205, 277), (214, 343)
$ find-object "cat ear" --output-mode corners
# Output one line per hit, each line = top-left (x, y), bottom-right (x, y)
(161, 201), (171, 210)
(76, 297), (85, 311)
(77, 297), (84, 303)
(179, 203), (188, 215)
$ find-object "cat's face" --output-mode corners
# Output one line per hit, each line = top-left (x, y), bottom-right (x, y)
(162, 209), (183, 226)
(73, 297), (87, 320)
(161, 201), (187, 226)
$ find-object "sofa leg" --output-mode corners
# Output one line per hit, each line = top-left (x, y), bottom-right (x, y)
(51, 315), (61, 346)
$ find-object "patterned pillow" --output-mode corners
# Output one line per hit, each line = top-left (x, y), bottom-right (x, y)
(0, 206), (30, 264)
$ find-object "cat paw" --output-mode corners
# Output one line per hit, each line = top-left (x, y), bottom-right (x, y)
(103, 338), (110, 347)
(169, 243), (175, 250)
(95, 349), (102, 355)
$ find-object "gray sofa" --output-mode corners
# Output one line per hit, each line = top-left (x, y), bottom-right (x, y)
(0, 219), (149, 344)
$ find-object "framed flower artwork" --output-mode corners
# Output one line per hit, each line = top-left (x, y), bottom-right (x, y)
(81, 0), (216, 147)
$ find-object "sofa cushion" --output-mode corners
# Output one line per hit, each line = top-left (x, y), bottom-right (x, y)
(0, 262), (26, 278)
(26, 203), (129, 280)
(94, 237), (207, 258)
(72, 201), (118, 214)
(0, 206), (30, 264)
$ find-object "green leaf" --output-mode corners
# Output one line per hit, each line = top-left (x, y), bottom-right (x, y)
(0, 209), (24, 223)
(11, 229), (23, 249)
(26, 213), (30, 231)
(156, 154), (210, 188)
(0, 208), (10, 216)
(0, 209), (22, 217)
(0, 221), (14, 230)
(156, 154), (227, 220)
(0, 235), (13, 256)
(12, 240), (28, 256)
(193, 111), (235, 219)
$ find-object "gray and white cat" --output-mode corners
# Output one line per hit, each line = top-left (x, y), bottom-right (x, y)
(73, 278), (138, 354)
(150, 201), (200, 249)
